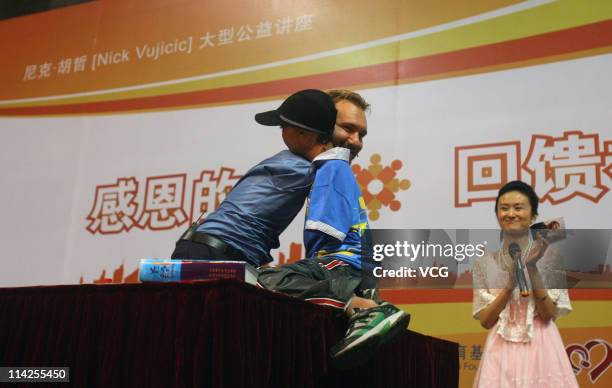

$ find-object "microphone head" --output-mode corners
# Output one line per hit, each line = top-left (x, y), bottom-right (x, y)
(508, 242), (521, 259)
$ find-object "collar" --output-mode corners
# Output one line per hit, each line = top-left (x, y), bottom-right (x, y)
(312, 147), (350, 165)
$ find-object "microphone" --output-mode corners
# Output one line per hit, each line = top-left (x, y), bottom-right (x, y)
(508, 243), (530, 297)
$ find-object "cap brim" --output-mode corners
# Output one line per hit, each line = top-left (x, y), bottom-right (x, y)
(255, 110), (282, 126)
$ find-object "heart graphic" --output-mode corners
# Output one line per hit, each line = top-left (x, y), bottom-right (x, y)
(567, 339), (612, 383)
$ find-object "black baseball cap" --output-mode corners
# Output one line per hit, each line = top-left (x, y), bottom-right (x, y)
(255, 89), (337, 136)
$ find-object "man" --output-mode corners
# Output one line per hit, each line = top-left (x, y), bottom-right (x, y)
(258, 90), (410, 368)
(172, 89), (336, 267)
(328, 89), (368, 163)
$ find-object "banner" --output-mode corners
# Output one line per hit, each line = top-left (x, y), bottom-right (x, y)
(1, 1), (610, 386)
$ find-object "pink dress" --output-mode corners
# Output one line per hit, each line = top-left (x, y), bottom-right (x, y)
(472, 251), (578, 388)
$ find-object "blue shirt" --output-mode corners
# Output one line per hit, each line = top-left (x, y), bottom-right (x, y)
(198, 150), (312, 266)
(304, 147), (369, 269)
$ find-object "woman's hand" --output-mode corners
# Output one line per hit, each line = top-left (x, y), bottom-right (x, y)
(504, 259), (518, 289)
(525, 234), (549, 268)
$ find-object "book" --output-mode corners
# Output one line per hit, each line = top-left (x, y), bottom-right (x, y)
(138, 259), (257, 284)
(530, 217), (566, 242)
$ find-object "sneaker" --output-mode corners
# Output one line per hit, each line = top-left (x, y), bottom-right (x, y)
(330, 302), (410, 369)
(359, 288), (382, 304)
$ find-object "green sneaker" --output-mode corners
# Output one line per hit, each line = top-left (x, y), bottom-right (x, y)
(359, 288), (382, 304)
(330, 302), (410, 369)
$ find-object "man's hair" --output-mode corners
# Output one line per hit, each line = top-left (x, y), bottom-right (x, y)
(327, 89), (370, 112)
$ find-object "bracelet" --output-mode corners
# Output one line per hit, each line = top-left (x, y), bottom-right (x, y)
(534, 293), (548, 302)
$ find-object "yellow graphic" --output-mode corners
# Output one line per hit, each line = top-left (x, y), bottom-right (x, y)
(352, 154), (411, 220)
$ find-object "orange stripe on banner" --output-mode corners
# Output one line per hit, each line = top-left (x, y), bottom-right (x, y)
(567, 289), (612, 301)
(381, 289), (473, 304)
(399, 19), (612, 80)
(395, 45), (612, 87)
(1, 19), (611, 116)
(380, 288), (612, 304)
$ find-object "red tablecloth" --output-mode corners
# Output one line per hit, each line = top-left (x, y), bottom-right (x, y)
(0, 280), (458, 387)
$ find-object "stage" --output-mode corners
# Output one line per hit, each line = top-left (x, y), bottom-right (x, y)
(0, 279), (458, 387)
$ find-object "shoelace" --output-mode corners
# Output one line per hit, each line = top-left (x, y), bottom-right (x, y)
(346, 308), (379, 335)
(376, 302), (397, 315)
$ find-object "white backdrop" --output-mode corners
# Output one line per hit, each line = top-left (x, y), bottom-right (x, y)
(1, 54), (611, 287)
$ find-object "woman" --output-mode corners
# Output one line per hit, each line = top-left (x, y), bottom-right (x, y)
(472, 181), (578, 387)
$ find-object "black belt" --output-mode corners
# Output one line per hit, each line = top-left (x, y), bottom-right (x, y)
(182, 231), (245, 260)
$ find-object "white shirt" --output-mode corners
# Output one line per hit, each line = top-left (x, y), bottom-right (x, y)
(472, 247), (572, 342)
